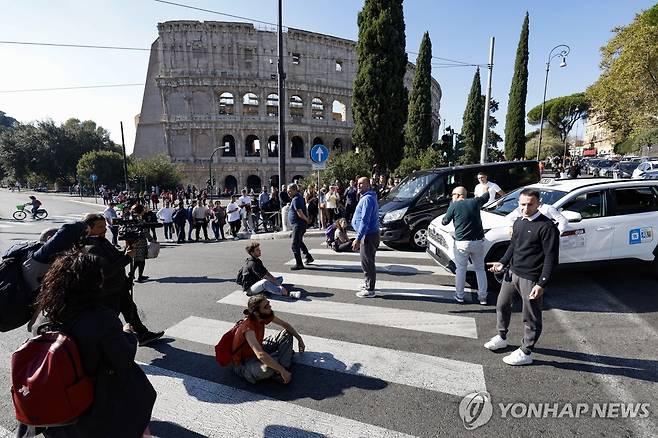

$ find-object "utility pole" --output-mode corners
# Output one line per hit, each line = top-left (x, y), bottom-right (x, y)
(277, 0), (286, 193)
(480, 37), (495, 164)
(120, 122), (129, 191)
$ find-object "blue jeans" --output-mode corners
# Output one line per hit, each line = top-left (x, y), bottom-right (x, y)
(248, 276), (284, 296)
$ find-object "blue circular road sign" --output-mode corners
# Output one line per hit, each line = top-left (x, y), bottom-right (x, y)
(90, 174), (98, 182)
(310, 144), (329, 164)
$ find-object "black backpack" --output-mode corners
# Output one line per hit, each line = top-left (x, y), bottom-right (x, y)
(0, 241), (43, 332)
(235, 266), (245, 286)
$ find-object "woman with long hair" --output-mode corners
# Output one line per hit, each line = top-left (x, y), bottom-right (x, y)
(18, 250), (155, 438)
(333, 218), (355, 252)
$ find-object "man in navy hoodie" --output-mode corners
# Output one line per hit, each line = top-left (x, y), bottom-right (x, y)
(351, 177), (380, 298)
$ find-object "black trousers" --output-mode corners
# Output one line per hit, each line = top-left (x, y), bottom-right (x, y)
(291, 223), (310, 265)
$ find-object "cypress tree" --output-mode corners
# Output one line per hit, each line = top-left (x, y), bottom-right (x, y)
(352, 0), (408, 172)
(460, 68), (484, 164)
(504, 12), (529, 160)
(405, 31), (433, 154)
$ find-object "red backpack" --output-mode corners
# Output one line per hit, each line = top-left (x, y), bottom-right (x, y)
(11, 327), (94, 426)
(214, 319), (247, 367)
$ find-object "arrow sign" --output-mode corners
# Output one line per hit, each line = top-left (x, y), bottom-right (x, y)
(310, 144), (329, 164)
(90, 174), (98, 182)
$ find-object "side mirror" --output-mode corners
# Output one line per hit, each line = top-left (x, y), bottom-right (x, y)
(561, 210), (582, 223)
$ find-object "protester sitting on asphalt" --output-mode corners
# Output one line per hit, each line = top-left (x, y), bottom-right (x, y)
(231, 294), (305, 384)
(240, 242), (295, 297)
(333, 218), (355, 252)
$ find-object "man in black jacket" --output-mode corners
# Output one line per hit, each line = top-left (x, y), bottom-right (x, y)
(485, 188), (559, 366)
(83, 213), (164, 346)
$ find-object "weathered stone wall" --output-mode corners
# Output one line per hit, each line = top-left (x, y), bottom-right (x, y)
(134, 21), (442, 189)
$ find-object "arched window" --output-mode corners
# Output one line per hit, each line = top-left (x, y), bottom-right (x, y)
(270, 175), (280, 189)
(224, 175), (238, 194)
(291, 136), (304, 158)
(242, 92), (259, 116)
(218, 92), (234, 115)
(247, 175), (262, 192)
(332, 100), (346, 122)
(311, 97), (324, 120)
(290, 95), (304, 118)
(222, 135), (235, 157)
(333, 138), (343, 152)
(245, 135), (260, 157)
(267, 135), (279, 157)
(266, 93), (279, 117)
(312, 137), (324, 147)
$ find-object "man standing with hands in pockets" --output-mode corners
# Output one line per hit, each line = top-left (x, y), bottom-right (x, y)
(484, 188), (559, 366)
(351, 177), (380, 298)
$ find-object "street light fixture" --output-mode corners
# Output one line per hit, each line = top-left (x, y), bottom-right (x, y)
(537, 44), (570, 161)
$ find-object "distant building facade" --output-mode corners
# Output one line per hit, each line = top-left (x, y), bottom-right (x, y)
(583, 114), (614, 156)
(133, 21), (442, 191)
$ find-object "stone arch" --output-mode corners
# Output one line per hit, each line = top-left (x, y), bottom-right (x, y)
(333, 137), (343, 152)
(242, 92), (259, 116)
(224, 175), (238, 194)
(291, 136), (304, 158)
(221, 134), (235, 157)
(245, 134), (260, 157)
(311, 97), (324, 120)
(270, 175), (280, 189)
(267, 135), (279, 157)
(292, 175), (304, 184)
(218, 92), (234, 115)
(332, 100), (347, 122)
(290, 95), (304, 118)
(247, 175), (262, 192)
(266, 93), (279, 117)
(312, 136), (324, 146)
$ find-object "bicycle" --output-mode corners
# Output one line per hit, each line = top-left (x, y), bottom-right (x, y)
(13, 204), (48, 221)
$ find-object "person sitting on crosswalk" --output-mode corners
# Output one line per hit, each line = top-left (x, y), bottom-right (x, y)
(241, 242), (294, 297)
(231, 294), (306, 384)
(333, 218), (355, 252)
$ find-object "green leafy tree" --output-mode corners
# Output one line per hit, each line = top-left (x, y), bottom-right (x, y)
(352, 0), (408, 172)
(321, 150), (373, 187)
(587, 4), (658, 138)
(0, 111), (18, 131)
(128, 154), (184, 190)
(405, 31), (433, 155)
(395, 147), (446, 179)
(527, 92), (589, 143)
(76, 150), (126, 187)
(524, 129), (564, 160)
(459, 68), (484, 164)
(504, 12), (530, 160)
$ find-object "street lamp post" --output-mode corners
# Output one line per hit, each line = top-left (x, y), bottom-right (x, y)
(537, 44), (570, 161)
(208, 146), (224, 200)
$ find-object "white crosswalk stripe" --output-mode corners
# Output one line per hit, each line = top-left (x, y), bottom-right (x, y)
(218, 290), (477, 338)
(0, 425), (12, 438)
(140, 362), (417, 438)
(285, 258), (449, 276)
(312, 247), (432, 260)
(165, 316), (486, 396)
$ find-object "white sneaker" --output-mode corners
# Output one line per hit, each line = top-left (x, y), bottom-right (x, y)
(356, 288), (376, 298)
(503, 348), (533, 366)
(453, 293), (465, 303)
(483, 335), (508, 351)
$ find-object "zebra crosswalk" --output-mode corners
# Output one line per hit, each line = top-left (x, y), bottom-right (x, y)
(140, 242), (491, 437)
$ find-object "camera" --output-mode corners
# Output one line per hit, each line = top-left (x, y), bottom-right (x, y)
(114, 218), (162, 241)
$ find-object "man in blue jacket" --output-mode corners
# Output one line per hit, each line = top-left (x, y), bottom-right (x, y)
(351, 177), (380, 298)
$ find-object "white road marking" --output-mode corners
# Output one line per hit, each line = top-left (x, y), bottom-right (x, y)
(0, 425), (12, 438)
(218, 291), (478, 339)
(270, 271), (472, 298)
(139, 362), (418, 438)
(0, 220), (30, 226)
(166, 316), (486, 397)
(285, 259), (448, 276)
(311, 247), (431, 260)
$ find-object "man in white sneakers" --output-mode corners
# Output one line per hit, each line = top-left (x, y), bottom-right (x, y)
(474, 172), (503, 203)
(485, 188), (559, 366)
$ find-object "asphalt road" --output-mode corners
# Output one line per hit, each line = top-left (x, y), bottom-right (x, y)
(0, 190), (657, 437)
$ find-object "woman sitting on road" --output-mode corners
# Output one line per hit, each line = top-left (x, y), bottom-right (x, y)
(333, 218), (354, 253)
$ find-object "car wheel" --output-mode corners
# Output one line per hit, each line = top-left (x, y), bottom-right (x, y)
(409, 225), (428, 251)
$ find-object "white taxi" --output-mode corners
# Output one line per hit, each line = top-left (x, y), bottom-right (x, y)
(426, 178), (658, 290)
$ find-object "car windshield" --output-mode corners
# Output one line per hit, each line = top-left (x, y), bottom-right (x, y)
(597, 160), (617, 168)
(384, 172), (435, 201)
(618, 162), (638, 172)
(483, 187), (568, 216)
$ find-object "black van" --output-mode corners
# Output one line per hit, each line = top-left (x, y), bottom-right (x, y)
(379, 161), (540, 249)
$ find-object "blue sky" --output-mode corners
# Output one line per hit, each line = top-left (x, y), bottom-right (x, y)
(0, 0), (654, 154)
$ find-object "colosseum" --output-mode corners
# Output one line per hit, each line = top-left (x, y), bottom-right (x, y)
(133, 20), (442, 192)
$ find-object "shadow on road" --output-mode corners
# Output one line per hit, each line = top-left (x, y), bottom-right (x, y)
(152, 276), (231, 285)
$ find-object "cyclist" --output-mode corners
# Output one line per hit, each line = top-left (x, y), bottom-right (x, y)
(27, 196), (42, 219)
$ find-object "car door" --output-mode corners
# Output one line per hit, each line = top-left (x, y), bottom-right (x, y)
(559, 189), (613, 263)
(609, 185), (658, 261)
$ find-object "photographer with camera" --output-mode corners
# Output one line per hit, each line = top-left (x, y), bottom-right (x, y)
(83, 213), (164, 346)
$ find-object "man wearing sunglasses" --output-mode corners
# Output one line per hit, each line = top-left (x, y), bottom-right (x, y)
(441, 187), (490, 304)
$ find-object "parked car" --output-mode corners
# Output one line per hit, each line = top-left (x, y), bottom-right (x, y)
(590, 159), (617, 176)
(379, 161), (540, 250)
(584, 159), (601, 174)
(632, 160), (658, 179)
(426, 178), (658, 290)
(608, 161), (640, 179)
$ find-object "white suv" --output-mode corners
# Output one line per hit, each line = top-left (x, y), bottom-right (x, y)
(426, 178), (658, 290)
(632, 160), (658, 179)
